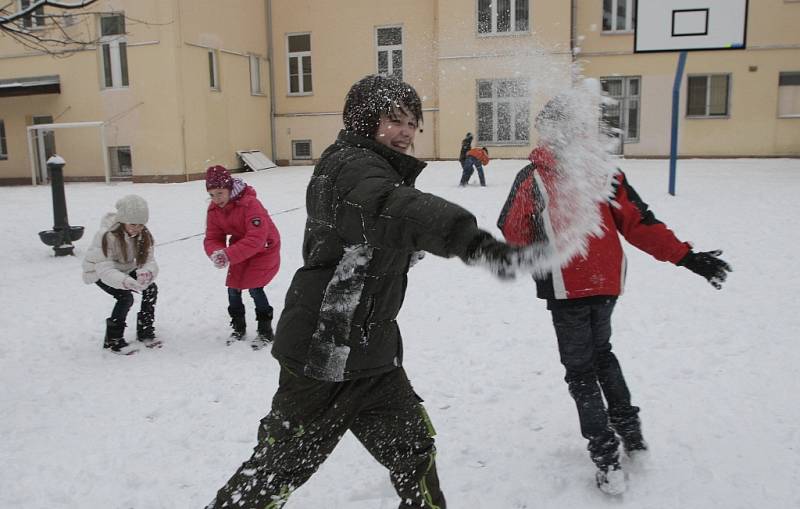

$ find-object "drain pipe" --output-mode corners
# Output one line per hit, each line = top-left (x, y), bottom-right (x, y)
(266, 0), (278, 162)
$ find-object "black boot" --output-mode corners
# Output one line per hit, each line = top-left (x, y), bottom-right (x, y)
(227, 305), (246, 344)
(103, 318), (138, 355)
(610, 412), (648, 456)
(253, 308), (274, 350)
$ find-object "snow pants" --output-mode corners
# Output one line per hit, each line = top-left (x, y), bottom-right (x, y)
(459, 157), (486, 186)
(550, 298), (640, 469)
(96, 271), (157, 327)
(206, 366), (446, 509)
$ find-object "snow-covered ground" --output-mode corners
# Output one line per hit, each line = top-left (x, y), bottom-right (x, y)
(1, 157), (798, 509)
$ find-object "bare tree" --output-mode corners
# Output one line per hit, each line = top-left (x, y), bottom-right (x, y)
(0, 0), (112, 55)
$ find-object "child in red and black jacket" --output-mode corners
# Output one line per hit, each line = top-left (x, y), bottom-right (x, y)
(497, 95), (732, 495)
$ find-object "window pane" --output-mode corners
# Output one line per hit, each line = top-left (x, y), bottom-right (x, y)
(603, 0), (613, 31)
(604, 78), (623, 97)
(288, 34), (310, 52)
(627, 99), (639, 139)
(251, 56), (261, 93)
(0, 121), (7, 157)
(303, 73), (312, 93)
(119, 42), (129, 86)
(497, 0), (511, 32)
(392, 50), (403, 80)
(709, 75), (729, 115)
(778, 83), (800, 116)
(617, 0), (627, 30)
(629, 77), (640, 96)
(497, 102), (512, 141)
(290, 75), (299, 93)
(516, 0), (529, 31)
(687, 76), (707, 116)
(779, 72), (800, 86)
(478, 0), (492, 33)
(102, 43), (113, 87)
(603, 102), (621, 129)
(377, 51), (388, 74)
(302, 55), (312, 74)
(289, 56), (298, 75)
(101, 14), (125, 36)
(515, 102), (530, 141)
(208, 52), (216, 88)
(377, 27), (402, 46)
(478, 81), (493, 99)
(478, 102), (493, 141)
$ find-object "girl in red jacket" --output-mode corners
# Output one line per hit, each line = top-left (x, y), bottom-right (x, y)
(204, 165), (281, 349)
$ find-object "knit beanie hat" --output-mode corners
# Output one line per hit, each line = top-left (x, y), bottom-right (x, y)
(115, 195), (149, 225)
(206, 165), (233, 190)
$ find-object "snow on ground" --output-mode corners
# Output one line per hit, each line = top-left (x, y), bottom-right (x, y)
(1, 157), (799, 509)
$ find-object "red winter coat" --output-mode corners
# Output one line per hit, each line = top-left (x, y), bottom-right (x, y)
(497, 147), (690, 300)
(204, 186), (281, 289)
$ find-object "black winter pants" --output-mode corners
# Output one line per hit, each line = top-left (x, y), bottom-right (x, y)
(96, 271), (157, 326)
(207, 366), (446, 509)
(550, 298), (640, 469)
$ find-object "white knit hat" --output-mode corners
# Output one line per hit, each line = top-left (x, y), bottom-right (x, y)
(115, 195), (149, 225)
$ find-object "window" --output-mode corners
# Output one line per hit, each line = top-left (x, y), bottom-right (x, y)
(778, 72), (800, 118)
(108, 146), (133, 178)
(287, 33), (312, 95)
(603, 0), (635, 32)
(687, 74), (730, 117)
(208, 50), (220, 91)
(19, 0), (46, 29)
(292, 140), (312, 160)
(477, 79), (530, 144)
(376, 26), (403, 80)
(249, 55), (263, 95)
(99, 13), (129, 88)
(0, 120), (7, 160)
(601, 76), (640, 142)
(477, 0), (529, 35)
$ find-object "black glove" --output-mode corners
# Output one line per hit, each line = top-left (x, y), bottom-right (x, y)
(677, 249), (732, 289)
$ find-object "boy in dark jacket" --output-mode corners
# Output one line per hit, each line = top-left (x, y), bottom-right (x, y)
(497, 95), (731, 495)
(206, 75), (547, 509)
(458, 131), (473, 163)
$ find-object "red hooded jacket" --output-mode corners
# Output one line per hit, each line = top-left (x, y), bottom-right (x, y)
(204, 186), (281, 289)
(497, 147), (690, 301)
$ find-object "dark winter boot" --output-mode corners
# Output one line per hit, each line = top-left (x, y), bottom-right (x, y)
(253, 308), (274, 350)
(610, 413), (649, 456)
(227, 305), (246, 344)
(103, 318), (138, 355)
(596, 463), (627, 496)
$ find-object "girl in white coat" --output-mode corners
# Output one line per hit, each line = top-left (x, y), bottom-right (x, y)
(82, 195), (159, 354)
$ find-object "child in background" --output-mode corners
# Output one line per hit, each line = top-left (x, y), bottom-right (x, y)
(82, 195), (159, 355)
(459, 146), (490, 187)
(203, 165), (281, 350)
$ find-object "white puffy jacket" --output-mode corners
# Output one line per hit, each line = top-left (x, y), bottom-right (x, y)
(82, 212), (159, 289)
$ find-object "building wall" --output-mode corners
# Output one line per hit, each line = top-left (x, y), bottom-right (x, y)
(0, 0), (271, 184)
(575, 0), (800, 157)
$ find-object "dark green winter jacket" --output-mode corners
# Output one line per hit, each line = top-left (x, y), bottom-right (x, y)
(271, 130), (490, 381)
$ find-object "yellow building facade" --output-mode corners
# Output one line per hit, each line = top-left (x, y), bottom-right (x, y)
(0, 0), (271, 184)
(1, 1), (798, 185)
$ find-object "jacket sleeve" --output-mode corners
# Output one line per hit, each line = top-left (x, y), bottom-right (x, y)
(335, 157), (486, 260)
(611, 171), (691, 263)
(93, 233), (130, 289)
(497, 168), (536, 246)
(224, 199), (272, 266)
(203, 210), (227, 257)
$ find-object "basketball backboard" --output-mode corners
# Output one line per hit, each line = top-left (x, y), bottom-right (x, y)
(634, 0), (748, 53)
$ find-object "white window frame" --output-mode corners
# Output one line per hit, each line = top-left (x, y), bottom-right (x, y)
(375, 25), (403, 80)
(602, 0), (635, 33)
(108, 145), (133, 178)
(0, 120), (7, 160)
(687, 74), (731, 118)
(18, 0), (46, 29)
(99, 13), (129, 89)
(601, 76), (641, 143)
(208, 49), (220, 91)
(777, 71), (800, 118)
(477, 0), (530, 36)
(249, 55), (263, 95)
(292, 140), (313, 160)
(287, 32), (312, 96)
(476, 79), (531, 145)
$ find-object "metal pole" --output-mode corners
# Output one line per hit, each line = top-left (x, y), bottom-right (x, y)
(26, 127), (37, 185)
(668, 51), (687, 196)
(100, 123), (111, 183)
